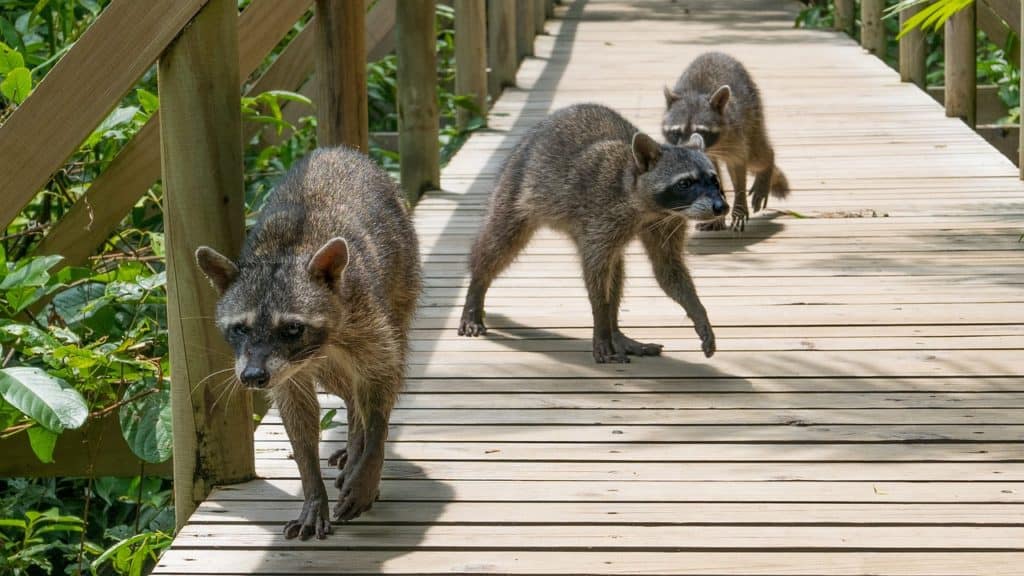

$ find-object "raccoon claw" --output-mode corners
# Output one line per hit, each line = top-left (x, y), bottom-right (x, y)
(458, 313), (487, 337)
(751, 191), (768, 213)
(283, 494), (332, 540)
(327, 448), (348, 470)
(696, 218), (727, 232)
(593, 338), (630, 364)
(614, 331), (663, 356)
(333, 481), (380, 522)
(730, 210), (748, 232)
(695, 321), (716, 358)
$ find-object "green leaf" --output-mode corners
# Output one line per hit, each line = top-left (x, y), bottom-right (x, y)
(136, 88), (158, 114)
(260, 90), (313, 107)
(319, 408), (338, 431)
(26, 426), (58, 463)
(119, 378), (172, 463)
(96, 105), (140, 132)
(0, 254), (62, 290)
(51, 282), (108, 325)
(137, 271), (166, 291)
(0, 43), (24, 74)
(0, 367), (88, 432)
(0, 65), (31, 104)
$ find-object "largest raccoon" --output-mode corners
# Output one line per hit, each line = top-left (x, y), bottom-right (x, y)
(663, 51), (789, 231)
(458, 103), (725, 363)
(195, 147), (421, 540)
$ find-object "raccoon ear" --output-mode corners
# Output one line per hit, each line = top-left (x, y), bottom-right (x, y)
(663, 86), (681, 107)
(195, 246), (239, 295)
(631, 132), (662, 173)
(709, 85), (731, 114)
(308, 237), (349, 288)
(685, 133), (706, 152)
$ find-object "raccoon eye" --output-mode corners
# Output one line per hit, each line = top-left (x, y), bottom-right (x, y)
(230, 324), (250, 337)
(281, 322), (305, 339)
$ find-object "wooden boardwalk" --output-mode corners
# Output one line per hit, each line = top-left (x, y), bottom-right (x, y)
(155, 0), (1024, 573)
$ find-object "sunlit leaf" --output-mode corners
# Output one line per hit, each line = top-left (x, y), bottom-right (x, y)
(119, 378), (172, 463)
(0, 367), (88, 432)
(27, 426), (58, 463)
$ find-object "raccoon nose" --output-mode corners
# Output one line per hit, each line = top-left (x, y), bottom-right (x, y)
(712, 196), (729, 216)
(240, 366), (270, 389)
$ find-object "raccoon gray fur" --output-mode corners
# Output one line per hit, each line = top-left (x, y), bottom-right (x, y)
(663, 51), (789, 231)
(195, 146), (421, 540)
(458, 103), (725, 363)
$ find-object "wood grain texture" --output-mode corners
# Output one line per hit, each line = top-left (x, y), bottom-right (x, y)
(158, 0), (254, 530)
(487, 0), (517, 98)
(859, 0), (885, 56)
(396, 0), (440, 202)
(315, 0), (368, 149)
(899, 4), (926, 88)
(153, 0), (1024, 572)
(516, 0), (535, 60)
(945, 3), (977, 127)
(454, 0), (489, 128)
(0, 0), (206, 229)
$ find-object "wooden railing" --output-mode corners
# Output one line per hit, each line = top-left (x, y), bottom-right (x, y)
(834, 0), (1024, 177)
(0, 0), (553, 527)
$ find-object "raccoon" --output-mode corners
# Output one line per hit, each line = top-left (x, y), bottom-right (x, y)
(458, 103), (724, 363)
(195, 147), (421, 540)
(663, 51), (789, 231)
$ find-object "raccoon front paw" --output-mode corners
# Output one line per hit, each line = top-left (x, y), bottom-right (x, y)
(283, 492), (332, 540)
(458, 311), (487, 337)
(751, 190), (769, 213)
(730, 207), (748, 232)
(696, 218), (726, 232)
(593, 338), (629, 364)
(333, 458), (383, 522)
(695, 321), (716, 358)
(614, 331), (663, 356)
(327, 448), (348, 470)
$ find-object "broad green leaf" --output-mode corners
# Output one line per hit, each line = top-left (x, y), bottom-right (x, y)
(0, 65), (31, 103)
(119, 378), (172, 463)
(51, 282), (108, 325)
(96, 105), (139, 132)
(319, 408), (338, 431)
(27, 426), (58, 463)
(0, 43), (23, 73)
(136, 88), (158, 114)
(137, 270), (166, 291)
(0, 254), (62, 290)
(0, 367), (88, 432)
(147, 232), (165, 258)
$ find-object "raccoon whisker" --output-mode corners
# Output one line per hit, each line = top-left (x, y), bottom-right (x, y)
(662, 215), (689, 249)
(210, 374), (240, 412)
(193, 367), (237, 391)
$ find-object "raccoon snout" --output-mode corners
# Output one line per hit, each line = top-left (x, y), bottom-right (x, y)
(712, 196), (729, 216)
(240, 365), (270, 389)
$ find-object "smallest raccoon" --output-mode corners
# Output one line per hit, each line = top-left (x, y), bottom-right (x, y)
(663, 51), (789, 231)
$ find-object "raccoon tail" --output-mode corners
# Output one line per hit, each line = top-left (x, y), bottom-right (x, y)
(770, 166), (790, 199)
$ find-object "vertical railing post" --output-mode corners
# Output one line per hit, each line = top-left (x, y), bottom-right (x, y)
(545, 0), (554, 19)
(834, 0), (854, 36)
(898, 5), (926, 89)
(487, 0), (516, 99)
(533, 0), (545, 34)
(1020, 2), (1023, 178)
(455, 0), (488, 129)
(516, 0), (535, 61)
(314, 0), (369, 150)
(159, 0), (254, 530)
(397, 0), (440, 204)
(944, 3), (976, 127)
(860, 0), (886, 57)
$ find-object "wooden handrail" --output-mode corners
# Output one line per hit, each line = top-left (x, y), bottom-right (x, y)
(0, 0), (207, 230)
(37, 0), (397, 265)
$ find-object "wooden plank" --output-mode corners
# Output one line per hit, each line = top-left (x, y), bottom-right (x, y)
(454, 0), (489, 127)
(314, 0), (368, 149)
(396, 0), (441, 202)
(946, 3), (977, 127)
(158, 0), (254, 529)
(191, 500), (1024, 525)
(0, 0), (206, 229)
(154, 550), (1024, 575)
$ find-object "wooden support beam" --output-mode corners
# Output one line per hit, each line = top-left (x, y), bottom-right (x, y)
(834, 0), (854, 35)
(545, 0), (554, 18)
(898, 4), (926, 89)
(516, 0), (535, 61)
(158, 0), (254, 529)
(860, 0), (885, 56)
(487, 0), (517, 98)
(455, 0), (489, 128)
(945, 3), (977, 128)
(1020, 0), (1023, 178)
(314, 0), (368, 150)
(534, 0), (545, 33)
(396, 0), (440, 204)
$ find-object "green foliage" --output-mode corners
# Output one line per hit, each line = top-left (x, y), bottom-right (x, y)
(886, 0), (974, 37)
(794, 2), (834, 29)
